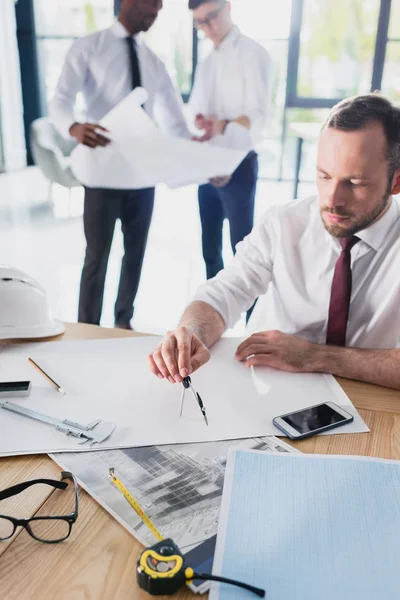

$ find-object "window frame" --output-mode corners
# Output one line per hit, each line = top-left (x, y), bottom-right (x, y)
(285, 0), (393, 111)
(18, 0), (396, 168)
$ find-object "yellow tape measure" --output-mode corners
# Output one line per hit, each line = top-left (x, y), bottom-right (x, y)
(109, 468), (191, 595)
(109, 468), (163, 542)
(108, 468), (265, 597)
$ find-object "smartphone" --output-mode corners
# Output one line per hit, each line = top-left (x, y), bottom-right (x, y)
(0, 381), (31, 398)
(273, 401), (354, 440)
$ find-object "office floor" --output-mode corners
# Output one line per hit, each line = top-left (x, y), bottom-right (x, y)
(0, 167), (315, 336)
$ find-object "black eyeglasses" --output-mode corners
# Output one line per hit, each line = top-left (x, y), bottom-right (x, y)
(194, 2), (226, 28)
(0, 471), (78, 543)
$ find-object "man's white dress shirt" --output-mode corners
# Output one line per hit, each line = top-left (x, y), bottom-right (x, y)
(194, 195), (400, 349)
(50, 20), (189, 140)
(188, 26), (272, 150)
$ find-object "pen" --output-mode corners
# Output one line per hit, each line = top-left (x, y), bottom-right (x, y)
(28, 357), (66, 395)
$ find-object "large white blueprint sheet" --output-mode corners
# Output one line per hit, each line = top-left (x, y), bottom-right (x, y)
(70, 88), (248, 189)
(0, 336), (367, 457)
(211, 451), (400, 600)
(51, 436), (299, 594)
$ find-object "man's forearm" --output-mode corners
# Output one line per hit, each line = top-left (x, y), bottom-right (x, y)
(313, 345), (400, 390)
(179, 301), (225, 348)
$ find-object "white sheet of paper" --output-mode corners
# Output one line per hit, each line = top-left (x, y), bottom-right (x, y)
(250, 364), (367, 435)
(100, 87), (156, 139)
(70, 88), (248, 189)
(0, 337), (368, 457)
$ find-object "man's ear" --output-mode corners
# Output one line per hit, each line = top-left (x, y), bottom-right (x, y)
(390, 168), (400, 196)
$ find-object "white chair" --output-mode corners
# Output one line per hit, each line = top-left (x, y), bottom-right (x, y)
(29, 117), (81, 203)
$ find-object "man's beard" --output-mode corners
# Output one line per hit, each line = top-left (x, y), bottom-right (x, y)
(320, 181), (392, 238)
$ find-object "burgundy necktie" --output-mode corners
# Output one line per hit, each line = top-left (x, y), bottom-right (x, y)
(326, 236), (360, 346)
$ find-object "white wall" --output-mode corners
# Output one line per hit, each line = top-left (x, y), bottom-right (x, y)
(0, 0), (26, 171)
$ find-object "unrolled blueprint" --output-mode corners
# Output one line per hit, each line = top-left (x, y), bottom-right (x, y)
(211, 451), (400, 600)
(0, 336), (368, 456)
(51, 436), (299, 595)
(70, 88), (248, 189)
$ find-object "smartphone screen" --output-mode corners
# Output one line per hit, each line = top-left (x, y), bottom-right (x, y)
(281, 403), (348, 435)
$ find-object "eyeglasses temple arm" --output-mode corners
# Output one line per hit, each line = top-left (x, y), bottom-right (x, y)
(61, 471), (79, 518)
(0, 478), (67, 501)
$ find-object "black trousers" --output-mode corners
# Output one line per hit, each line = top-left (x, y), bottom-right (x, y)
(78, 186), (155, 326)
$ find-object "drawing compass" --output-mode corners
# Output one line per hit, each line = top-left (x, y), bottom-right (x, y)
(179, 376), (208, 426)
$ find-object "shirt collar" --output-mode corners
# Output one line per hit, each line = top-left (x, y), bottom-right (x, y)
(217, 25), (241, 51)
(110, 19), (141, 44)
(316, 195), (400, 252)
(355, 197), (399, 251)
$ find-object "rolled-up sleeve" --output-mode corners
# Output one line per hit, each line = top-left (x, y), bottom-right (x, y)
(193, 216), (274, 328)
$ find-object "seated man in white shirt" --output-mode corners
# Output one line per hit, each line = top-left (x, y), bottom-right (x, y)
(148, 93), (400, 391)
(188, 0), (272, 292)
(50, 0), (189, 330)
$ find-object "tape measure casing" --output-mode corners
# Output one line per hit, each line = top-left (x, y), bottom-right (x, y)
(137, 538), (187, 595)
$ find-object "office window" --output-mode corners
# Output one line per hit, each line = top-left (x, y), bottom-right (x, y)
(34, 0), (113, 108)
(297, 0), (381, 99)
(231, 0), (291, 131)
(143, 0), (193, 96)
(381, 0), (400, 101)
(34, 0), (112, 36)
(34, 0), (192, 111)
(31, 0), (398, 182)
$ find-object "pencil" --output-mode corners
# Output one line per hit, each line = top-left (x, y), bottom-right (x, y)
(28, 357), (66, 395)
(109, 468), (163, 542)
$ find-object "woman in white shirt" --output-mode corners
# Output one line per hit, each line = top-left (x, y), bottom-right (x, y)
(50, 0), (189, 330)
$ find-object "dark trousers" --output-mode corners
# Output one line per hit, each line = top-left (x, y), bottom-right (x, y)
(78, 186), (155, 326)
(198, 151), (258, 279)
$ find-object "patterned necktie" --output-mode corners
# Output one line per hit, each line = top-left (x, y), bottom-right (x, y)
(326, 236), (360, 347)
(126, 36), (141, 90)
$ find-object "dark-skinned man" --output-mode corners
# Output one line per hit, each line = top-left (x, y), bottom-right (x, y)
(50, 0), (189, 329)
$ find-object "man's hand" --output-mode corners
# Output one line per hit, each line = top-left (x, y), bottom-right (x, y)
(209, 175), (231, 187)
(235, 330), (321, 373)
(194, 113), (228, 141)
(148, 326), (211, 383)
(195, 113), (208, 130)
(69, 122), (110, 148)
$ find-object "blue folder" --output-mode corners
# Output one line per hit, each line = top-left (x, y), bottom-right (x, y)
(211, 451), (400, 600)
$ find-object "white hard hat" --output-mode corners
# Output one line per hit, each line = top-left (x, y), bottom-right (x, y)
(0, 266), (65, 339)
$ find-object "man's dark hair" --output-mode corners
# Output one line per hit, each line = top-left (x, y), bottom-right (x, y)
(189, 0), (223, 10)
(323, 93), (400, 176)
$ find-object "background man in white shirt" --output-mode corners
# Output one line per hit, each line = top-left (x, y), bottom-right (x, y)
(50, 0), (189, 329)
(148, 93), (400, 391)
(188, 0), (272, 289)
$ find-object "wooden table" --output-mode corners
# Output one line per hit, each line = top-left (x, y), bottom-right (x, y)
(1, 323), (399, 600)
